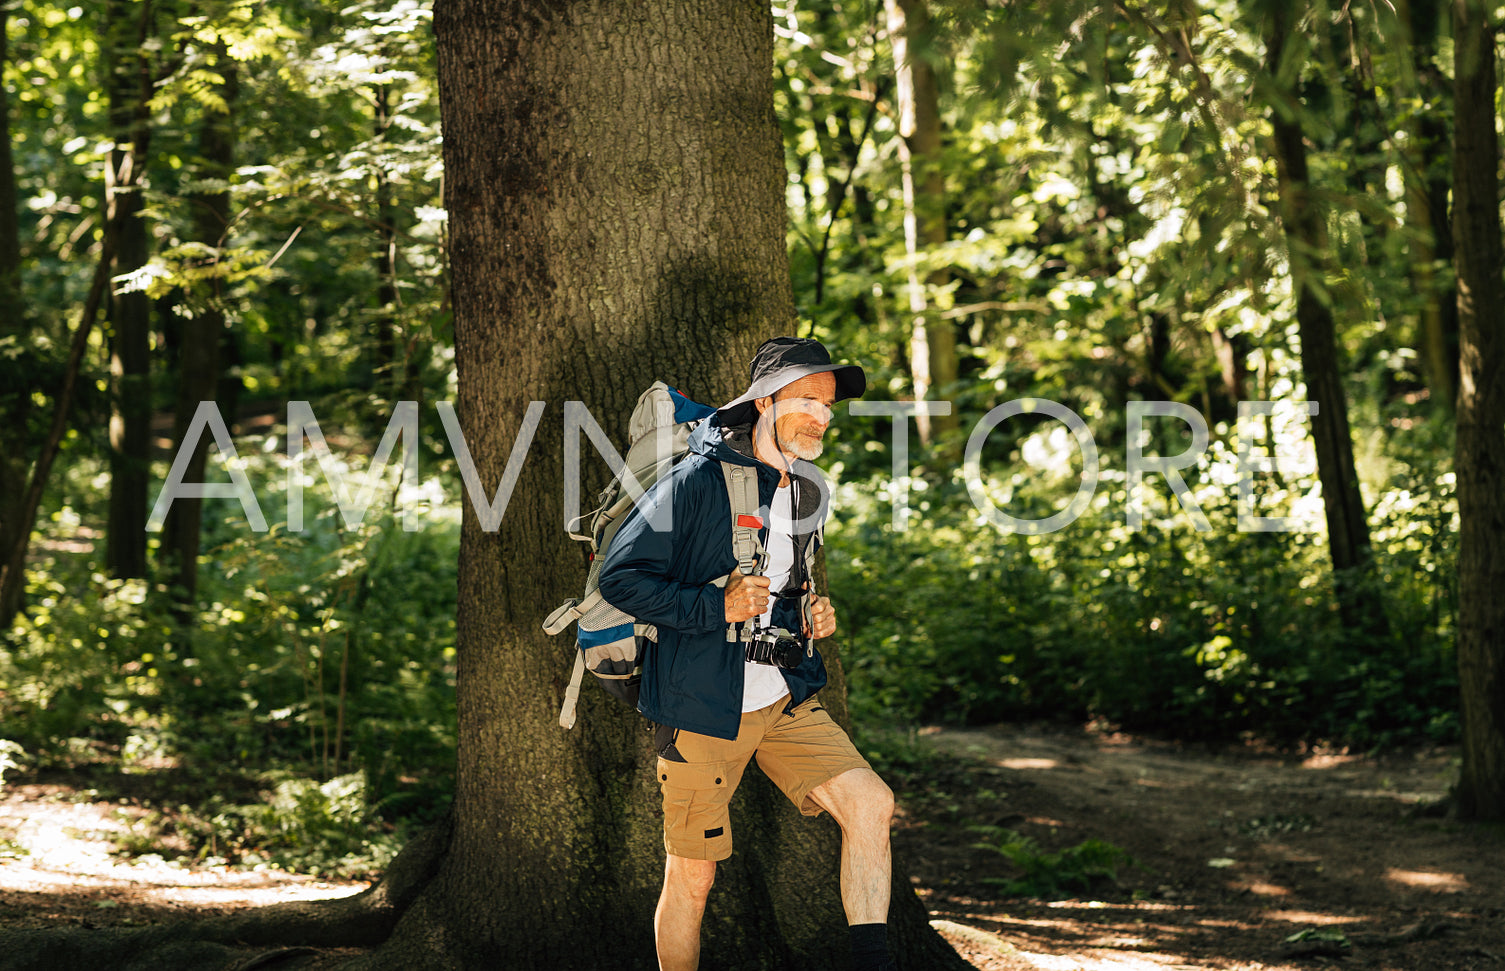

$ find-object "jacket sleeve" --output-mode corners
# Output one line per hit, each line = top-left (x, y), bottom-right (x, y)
(597, 465), (728, 634)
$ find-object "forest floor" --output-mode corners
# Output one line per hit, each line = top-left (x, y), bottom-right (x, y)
(0, 724), (1500, 970)
(905, 724), (1504, 971)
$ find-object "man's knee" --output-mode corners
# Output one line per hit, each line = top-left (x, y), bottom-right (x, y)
(815, 767), (894, 832)
(860, 772), (895, 829)
(664, 855), (717, 901)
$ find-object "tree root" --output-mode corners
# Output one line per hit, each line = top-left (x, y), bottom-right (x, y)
(0, 816), (450, 971)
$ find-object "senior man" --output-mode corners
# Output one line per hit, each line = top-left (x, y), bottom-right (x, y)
(598, 337), (897, 971)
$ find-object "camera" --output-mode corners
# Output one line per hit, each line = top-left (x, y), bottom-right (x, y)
(745, 626), (805, 669)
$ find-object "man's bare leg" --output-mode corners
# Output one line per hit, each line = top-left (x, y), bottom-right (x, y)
(808, 766), (895, 923)
(655, 854), (717, 971)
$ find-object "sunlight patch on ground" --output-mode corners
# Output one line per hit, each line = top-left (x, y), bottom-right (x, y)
(1299, 753), (1361, 770)
(1343, 787), (1447, 804)
(1264, 910), (1366, 926)
(999, 758), (1061, 771)
(1020, 951), (1205, 970)
(1041, 900), (1196, 913)
(1226, 878), (1291, 897)
(0, 787), (367, 909)
(1384, 867), (1468, 892)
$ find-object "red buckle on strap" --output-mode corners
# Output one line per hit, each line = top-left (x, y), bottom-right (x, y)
(736, 514), (763, 529)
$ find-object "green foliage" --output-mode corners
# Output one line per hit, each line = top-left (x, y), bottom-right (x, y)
(970, 824), (1134, 899)
(4, 446), (458, 866)
(828, 405), (1458, 748)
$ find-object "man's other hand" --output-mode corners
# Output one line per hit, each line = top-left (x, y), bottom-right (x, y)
(808, 593), (836, 639)
(724, 568), (771, 623)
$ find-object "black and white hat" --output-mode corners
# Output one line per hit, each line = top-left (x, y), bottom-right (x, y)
(717, 337), (866, 425)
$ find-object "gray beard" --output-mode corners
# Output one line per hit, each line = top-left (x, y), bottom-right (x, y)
(783, 436), (823, 461)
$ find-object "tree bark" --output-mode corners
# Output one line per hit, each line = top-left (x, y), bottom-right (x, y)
(1264, 10), (1389, 640)
(160, 50), (237, 615)
(1450, 0), (1505, 821)
(346, 1), (968, 968)
(103, 0), (156, 580)
(887, 0), (959, 455)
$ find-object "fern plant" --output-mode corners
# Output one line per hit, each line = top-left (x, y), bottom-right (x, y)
(970, 825), (1135, 898)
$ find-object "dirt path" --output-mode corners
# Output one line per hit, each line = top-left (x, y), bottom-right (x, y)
(0, 727), (1500, 970)
(0, 783), (365, 930)
(913, 725), (1504, 971)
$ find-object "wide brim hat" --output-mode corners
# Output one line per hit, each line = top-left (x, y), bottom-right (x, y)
(716, 337), (866, 426)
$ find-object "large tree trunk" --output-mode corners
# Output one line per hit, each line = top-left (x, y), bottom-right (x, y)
(887, 0), (959, 455)
(1451, 0), (1505, 822)
(160, 51), (237, 615)
(1264, 11), (1390, 640)
(352, 2), (966, 968)
(0, 1), (31, 625)
(103, 0), (155, 580)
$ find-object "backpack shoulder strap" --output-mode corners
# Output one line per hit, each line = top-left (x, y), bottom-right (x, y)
(721, 462), (765, 576)
(720, 461), (766, 645)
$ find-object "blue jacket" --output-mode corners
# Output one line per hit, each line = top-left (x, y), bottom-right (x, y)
(596, 417), (827, 740)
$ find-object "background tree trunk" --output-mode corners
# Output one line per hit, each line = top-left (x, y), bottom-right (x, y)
(0, 1), (31, 625)
(355, 1), (967, 968)
(372, 84), (398, 398)
(0, 244), (115, 630)
(160, 51), (237, 615)
(1396, 0), (1459, 412)
(0, 2), (19, 330)
(103, 0), (155, 580)
(887, 0), (959, 455)
(1450, 0), (1505, 821)
(1264, 10), (1389, 640)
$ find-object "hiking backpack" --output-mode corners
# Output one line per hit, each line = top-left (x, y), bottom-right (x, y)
(543, 381), (774, 729)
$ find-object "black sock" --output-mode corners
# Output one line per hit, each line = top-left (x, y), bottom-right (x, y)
(849, 922), (896, 971)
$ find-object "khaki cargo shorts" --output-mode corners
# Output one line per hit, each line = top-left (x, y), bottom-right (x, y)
(654, 695), (871, 861)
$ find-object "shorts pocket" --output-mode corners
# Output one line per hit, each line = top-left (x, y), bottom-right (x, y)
(658, 759), (735, 860)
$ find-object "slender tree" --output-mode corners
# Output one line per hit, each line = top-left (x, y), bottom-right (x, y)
(159, 46), (238, 613)
(0, 0), (30, 624)
(103, 0), (156, 580)
(887, 0), (959, 454)
(1263, 4), (1390, 638)
(0, 2), (18, 330)
(1395, 0), (1459, 412)
(372, 83), (401, 398)
(1450, 0), (1505, 821)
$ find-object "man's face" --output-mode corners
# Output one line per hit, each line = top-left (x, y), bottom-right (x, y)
(758, 372), (836, 462)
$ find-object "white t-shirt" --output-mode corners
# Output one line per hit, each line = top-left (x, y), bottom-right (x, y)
(741, 482), (795, 712)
